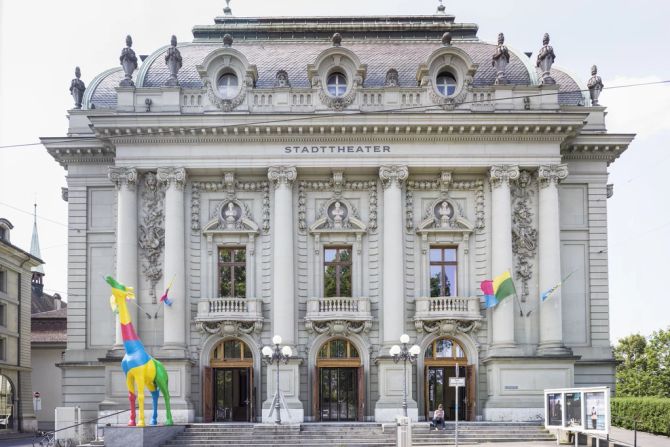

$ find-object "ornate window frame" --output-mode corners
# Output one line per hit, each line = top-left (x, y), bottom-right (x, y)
(417, 46), (478, 110)
(309, 197), (367, 297)
(308, 47), (367, 111)
(197, 48), (258, 112)
(416, 197), (474, 297)
(202, 199), (259, 298)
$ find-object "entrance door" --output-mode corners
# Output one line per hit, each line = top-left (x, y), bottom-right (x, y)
(214, 368), (252, 422)
(427, 365), (467, 421)
(320, 367), (358, 421)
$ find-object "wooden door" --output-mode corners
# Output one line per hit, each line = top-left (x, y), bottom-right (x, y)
(465, 365), (475, 421)
(203, 366), (213, 423)
(313, 366), (320, 420)
(357, 366), (365, 422)
(249, 366), (254, 422)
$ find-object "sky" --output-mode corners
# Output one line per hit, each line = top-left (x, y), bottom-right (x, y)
(0, 0), (668, 343)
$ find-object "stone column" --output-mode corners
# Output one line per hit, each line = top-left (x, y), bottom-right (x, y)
(157, 167), (187, 354)
(379, 165), (409, 346)
(537, 164), (571, 355)
(267, 166), (297, 346)
(489, 165), (520, 355)
(108, 167), (138, 347)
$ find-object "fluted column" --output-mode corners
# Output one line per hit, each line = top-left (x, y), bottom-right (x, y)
(489, 165), (520, 355)
(158, 167), (187, 353)
(268, 166), (297, 346)
(379, 165), (409, 346)
(108, 167), (138, 347)
(537, 164), (571, 355)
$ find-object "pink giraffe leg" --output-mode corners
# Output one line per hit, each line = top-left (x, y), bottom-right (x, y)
(128, 391), (137, 426)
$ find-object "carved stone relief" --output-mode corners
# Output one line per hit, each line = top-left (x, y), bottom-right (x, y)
(138, 172), (165, 304)
(305, 319), (371, 336)
(415, 319), (481, 336)
(196, 320), (262, 336)
(511, 170), (537, 302)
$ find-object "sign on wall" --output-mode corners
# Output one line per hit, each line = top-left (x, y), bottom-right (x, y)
(544, 387), (610, 435)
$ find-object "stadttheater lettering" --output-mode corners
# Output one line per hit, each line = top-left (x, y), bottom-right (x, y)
(284, 145), (391, 154)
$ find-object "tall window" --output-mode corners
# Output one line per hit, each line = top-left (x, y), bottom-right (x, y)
(218, 247), (246, 297)
(0, 270), (5, 293)
(430, 247), (457, 297)
(324, 247), (352, 297)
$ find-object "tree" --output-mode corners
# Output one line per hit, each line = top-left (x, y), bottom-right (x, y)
(614, 329), (670, 398)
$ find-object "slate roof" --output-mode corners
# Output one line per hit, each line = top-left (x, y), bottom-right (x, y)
(31, 309), (67, 344)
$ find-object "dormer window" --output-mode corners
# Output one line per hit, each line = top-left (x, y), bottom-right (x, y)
(327, 72), (347, 97)
(436, 72), (457, 96)
(217, 73), (239, 99)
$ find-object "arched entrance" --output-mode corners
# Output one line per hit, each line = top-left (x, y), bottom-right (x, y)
(0, 375), (14, 430)
(315, 338), (363, 422)
(203, 338), (254, 422)
(424, 338), (475, 421)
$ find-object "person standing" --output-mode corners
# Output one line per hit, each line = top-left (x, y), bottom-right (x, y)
(591, 406), (598, 429)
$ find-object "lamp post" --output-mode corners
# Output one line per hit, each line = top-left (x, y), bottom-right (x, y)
(262, 335), (292, 424)
(390, 334), (421, 418)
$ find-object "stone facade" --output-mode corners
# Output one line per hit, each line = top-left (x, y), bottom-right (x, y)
(42, 9), (633, 437)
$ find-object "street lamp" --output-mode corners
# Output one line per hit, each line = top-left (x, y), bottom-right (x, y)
(390, 334), (421, 418)
(262, 335), (292, 424)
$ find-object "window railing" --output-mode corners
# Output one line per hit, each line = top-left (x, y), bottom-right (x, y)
(306, 297), (372, 320)
(195, 297), (262, 322)
(414, 296), (481, 321)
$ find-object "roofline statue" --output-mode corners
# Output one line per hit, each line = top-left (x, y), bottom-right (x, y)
(165, 35), (183, 87)
(69, 66), (86, 109)
(536, 33), (556, 85)
(587, 65), (604, 106)
(120, 35), (138, 87)
(492, 33), (510, 85)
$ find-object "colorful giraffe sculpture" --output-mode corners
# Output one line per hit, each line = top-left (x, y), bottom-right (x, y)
(105, 276), (174, 426)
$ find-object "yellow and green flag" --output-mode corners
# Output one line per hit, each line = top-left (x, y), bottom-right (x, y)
(492, 271), (516, 302)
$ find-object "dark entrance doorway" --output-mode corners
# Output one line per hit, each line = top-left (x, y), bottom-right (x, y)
(427, 365), (467, 421)
(320, 367), (358, 421)
(214, 368), (251, 422)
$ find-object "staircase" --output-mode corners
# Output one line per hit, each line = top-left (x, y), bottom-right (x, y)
(412, 421), (556, 445)
(162, 423), (396, 446)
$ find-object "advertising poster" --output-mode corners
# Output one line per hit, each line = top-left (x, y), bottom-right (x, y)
(546, 393), (563, 426)
(585, 391), (607, 432)
(565, 392), (582, 428)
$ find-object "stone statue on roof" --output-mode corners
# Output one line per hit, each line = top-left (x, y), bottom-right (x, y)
(492, 33), (510, 85)
(165, 35), (183, 87)
(536, 33), (556, 85)
(587, 65), (604, 106)
(69, 66), (86, 109)
(120, 35), (138, 87)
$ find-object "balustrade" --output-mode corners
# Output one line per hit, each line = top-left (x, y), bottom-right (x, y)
(414, 296), (481, 322)
(305, 297), (372, 323)
(195, 297), (263, 322)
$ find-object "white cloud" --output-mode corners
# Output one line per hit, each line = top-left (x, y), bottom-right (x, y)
(602, 76), (670, 137)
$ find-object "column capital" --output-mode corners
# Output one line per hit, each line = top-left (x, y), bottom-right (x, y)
(267, 166), (297, 188)
(379, 165), (409, 189)
(108, 167), (138, 191)
(537, 164), (568, 188)
(157, 167), (187, 190)
(489, 165), (519, 188)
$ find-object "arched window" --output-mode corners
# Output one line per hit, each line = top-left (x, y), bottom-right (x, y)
(0, 375), (13, 429)
(210, 339), (253, 367)
(436, 72), (457, 96)
(317, 338), (361, 367)
(424, 338), (467, 363)
(327, 72), (347, 97)
(217, 73), (239, 99)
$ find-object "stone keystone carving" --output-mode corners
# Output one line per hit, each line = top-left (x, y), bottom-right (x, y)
(165, 35), (182, 87)
(275, 70), (290, 88)
(442, 32), (452, 46)
(385, 69), (399, 87)
(119, 35), (138, 87)
(536, 33), (556, 85)
(332, 33), (342, 47)
(108, 167), (138, 191)
(492, 33), (511, 85)
(379, 166), (409, 189)
(489, 165), (520, 188)
(69, 67), (86, 109)
(587, 65), (604, 106)
(538, 164), (568, 188)
(157, 167), (187, 190)
(268, 166), (297, 188)
(223, 34), (234, 48)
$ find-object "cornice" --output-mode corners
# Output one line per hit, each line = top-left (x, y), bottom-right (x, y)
(41, 137), (116, 168)
(561, 132), (636, 166)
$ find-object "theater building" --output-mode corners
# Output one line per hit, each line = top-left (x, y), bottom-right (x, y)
(42, 4), (634, 433)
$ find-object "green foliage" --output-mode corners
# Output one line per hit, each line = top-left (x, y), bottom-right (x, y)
(614, 329), (670, 398)
(611, 397), (670, 435)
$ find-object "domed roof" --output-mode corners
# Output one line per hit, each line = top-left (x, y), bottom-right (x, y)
(85, 14), (586, 109)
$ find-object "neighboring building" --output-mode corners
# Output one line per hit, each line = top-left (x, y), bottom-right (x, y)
(28, 207), (66, 430)
(42, 4), (634, 437)
(0, 218), (40, 432)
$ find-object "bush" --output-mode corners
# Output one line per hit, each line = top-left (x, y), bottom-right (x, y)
(611, 397), (670, 435)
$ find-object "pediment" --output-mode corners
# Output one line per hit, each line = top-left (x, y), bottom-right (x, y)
(309, 197), (367, 234)
(416, 197), (474, 234)
(203, 199), (259, 235)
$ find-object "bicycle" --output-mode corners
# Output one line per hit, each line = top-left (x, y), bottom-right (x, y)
(32, 431), (55, 447)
